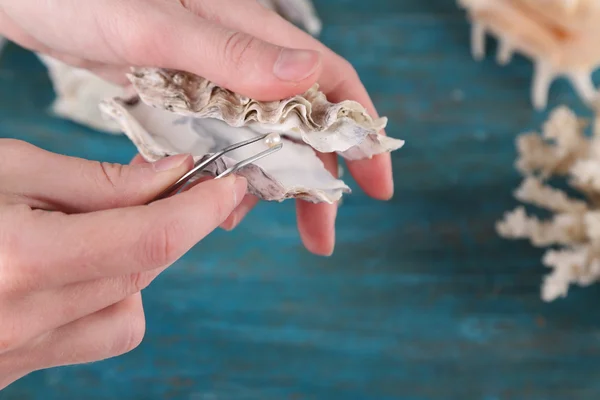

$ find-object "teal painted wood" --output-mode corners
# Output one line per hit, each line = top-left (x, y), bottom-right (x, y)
(2, 1), (600, 399)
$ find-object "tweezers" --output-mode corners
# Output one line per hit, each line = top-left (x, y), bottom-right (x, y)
(151, 132), (283, 202)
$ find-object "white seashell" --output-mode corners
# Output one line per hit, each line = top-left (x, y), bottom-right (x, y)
(99, 68), (404, 204)
(458, 0), (600, 110)
(257, 0), (322, 36)
(36, 54), (125, 133)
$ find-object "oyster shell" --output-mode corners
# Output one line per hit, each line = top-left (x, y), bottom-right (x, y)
(258, 0), (322, 36)
(99, 68), (404, 204)
(125, 67), (402, 161)
(458, 0), (600, 110)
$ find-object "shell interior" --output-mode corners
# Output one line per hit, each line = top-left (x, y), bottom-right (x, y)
(100, 96), (352, 203)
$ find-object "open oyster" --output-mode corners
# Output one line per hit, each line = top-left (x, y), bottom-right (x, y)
(99, 67), (404, 204)
(496, 105), (600, 301)
(458, 0), (600, 110)
(258, 0), (322, 36)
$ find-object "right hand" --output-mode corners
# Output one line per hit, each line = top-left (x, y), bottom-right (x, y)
(0, 0), (394, 257)
(0, 139), (247, 389)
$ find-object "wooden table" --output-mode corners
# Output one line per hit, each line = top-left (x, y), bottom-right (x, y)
(2, 1), (600, 399)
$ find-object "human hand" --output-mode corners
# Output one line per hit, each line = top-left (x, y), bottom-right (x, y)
(0, 0), (394, 256)
(0, 139), (246, 389)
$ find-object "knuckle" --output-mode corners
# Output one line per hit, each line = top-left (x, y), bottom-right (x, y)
(126, 272), (153, 294)
(178, 0), (219, 22)
(93, 161), (124, 191)
(222, 31), (258, 69)
(177, 0), (193, 9)
(138, 220), (185, 268)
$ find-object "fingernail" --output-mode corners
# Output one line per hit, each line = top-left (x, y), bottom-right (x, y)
(221, 212), (238, 231)
(152, 154), (190, 172)
(233, 176), (247, 207)
(273, 48), (321, 82)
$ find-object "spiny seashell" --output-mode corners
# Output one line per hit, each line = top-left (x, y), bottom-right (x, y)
(257, 0), (322, 36)
(99, 68), (404, 204)
(458, 0), (600, 110)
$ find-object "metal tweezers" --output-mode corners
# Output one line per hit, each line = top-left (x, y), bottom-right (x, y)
(152, 132), (283, 202)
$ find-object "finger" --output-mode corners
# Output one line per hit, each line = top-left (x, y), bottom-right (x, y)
(3, 267), (164, 352)
(296, 152), (339, 256)
(39, 53), (132, 86)
(4, 0), (322, 100)
(326, 84), (394, 201)
(0, 139), (193, 212)
(129, 153), (147, 166)
(23, 293), (145, 371)
(1, 175), (247, 288)
(0, 7), (49, 55)
(220, 194), (259, 231)
(130, 142), (257, 232)
(84, 0), (323, 101)
(183, 0), (394, 199)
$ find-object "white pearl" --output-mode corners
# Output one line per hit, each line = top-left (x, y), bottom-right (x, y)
(264, 132), (282, 148)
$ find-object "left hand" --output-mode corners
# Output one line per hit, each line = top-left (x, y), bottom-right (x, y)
(1, 0), (394, 255)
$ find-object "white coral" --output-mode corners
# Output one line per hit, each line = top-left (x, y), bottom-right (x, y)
(497, 105), (600, 301)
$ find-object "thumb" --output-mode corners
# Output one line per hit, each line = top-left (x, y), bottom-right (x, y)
(121, 2), (323, 101)
(0, 139), (193, 212)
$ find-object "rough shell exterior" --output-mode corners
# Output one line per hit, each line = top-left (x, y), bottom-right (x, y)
(126, 67), (404, 160)
(458, 0), (600, 110)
